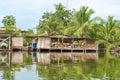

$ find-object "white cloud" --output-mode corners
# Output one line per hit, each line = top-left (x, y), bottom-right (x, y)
(68, 0), (120, 19)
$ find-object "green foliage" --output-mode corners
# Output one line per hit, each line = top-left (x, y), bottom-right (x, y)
(36, 4), (120, 58)
(24, 29), (34, 36)
(37, 3), (72, 35)
(2, 15), (22, 36)
(2, 15), (16, 26)
(36, 59), (120, 80)
(2, 4), (120, 59)
(37, 5), (95, 37)
(13, 30), (21, 36)
(94, 16), (120, 58)
(23, 29), (34, 45)
(2, 69), (15, 80)
(72, 6), (94, 37)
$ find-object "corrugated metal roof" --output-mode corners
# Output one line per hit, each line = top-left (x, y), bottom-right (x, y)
(0, 27), (27, 32)
(26, 34), (95, 41)
(50, 34), (71, 38)
(0, 33), (11, 37)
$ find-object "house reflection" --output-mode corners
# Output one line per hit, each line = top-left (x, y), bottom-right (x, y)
(12, 52), (23, 64)
(31, 52), (37, 62)
(0, 52), (10, 67)
(0, 51), (52, 67)
(11, 51), (37, 65)
(37, 52), (50, 65)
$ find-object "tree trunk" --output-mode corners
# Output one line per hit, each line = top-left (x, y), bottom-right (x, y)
(106, 46), (111, 59)
(82, 27), (86, 38)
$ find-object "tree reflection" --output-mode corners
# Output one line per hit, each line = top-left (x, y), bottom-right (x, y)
(1, 51), (120, 80)
(23, 52), (32, 65)
(2, 68), (15, 80)
(37, 57), (120, 80)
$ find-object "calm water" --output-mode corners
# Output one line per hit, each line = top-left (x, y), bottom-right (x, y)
(0, 51), (120, 80)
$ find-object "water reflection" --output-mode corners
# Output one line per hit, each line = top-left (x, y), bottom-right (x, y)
(12, 52), (23, 64)
(0, 52), (10, 67)
(0, 52), (97, 65)
(37, 52), (50, 65)
(31, 52), (37, 62)
(0, 52), (120, 80)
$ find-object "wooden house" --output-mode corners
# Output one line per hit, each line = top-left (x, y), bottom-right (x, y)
(51, 35), (97, 52)
(0, 33), (11, 50)
(12, 36), (23, 50)
(37, 36), (51, 49)
(27, 34), (98, 53)
(25, 36), (38, 51)
(0, 33), (24, 51)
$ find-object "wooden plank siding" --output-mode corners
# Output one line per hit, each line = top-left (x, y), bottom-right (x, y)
(27, 35), (98, 52)
(0, 33), (11, 50)
(37, 37), (51, 49)
(12, 37), (23, 50)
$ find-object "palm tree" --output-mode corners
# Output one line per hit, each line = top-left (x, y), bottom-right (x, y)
(64, 6), (94, 37)
(86, 17), (104, 39)
(37, 15), (60, 35)
(96, 16), (120, 58)
(37, 3), (72, 35)
(54, 3), (72, 27)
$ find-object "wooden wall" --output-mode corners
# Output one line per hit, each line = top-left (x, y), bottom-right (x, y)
(37, 37), (51, 49)
(12, 37), (23, 47)
(0, 33), (11, 50)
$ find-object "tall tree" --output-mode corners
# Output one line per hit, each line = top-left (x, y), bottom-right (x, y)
(86, 17), (104, 39)
(37, 14), (59, 35)
(96, 16), (120, 58)
(65, 6), (94, 37)
(2, 15), (16, 34)
(37, 3), (72, 35)
(2, 15), (22, 36)
(2, 15), (16, 26)
(54, 3), (72, 27)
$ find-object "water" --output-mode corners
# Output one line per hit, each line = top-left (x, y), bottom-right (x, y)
(0, 52), (120, 80)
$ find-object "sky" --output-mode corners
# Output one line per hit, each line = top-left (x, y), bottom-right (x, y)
(0, 0), (120, 30)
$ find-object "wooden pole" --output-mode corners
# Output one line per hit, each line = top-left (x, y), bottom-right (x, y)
(71, 38), (74, 53)
(96, 42), (99, 60)
(9, 52), (11, 67)
(9, 36), (11, 50)
(84, 39), (86, 54)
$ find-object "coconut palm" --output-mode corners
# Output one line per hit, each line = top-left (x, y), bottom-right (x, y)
(96, 16), (120, 58)
(86, 17), (104, 39)
(37, 3), (72, 35)
(37, 15), (60, 35)
(54, 3), (72, 27)
(64, 6), (94, 37)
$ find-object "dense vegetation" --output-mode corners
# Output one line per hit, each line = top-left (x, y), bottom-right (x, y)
(1, 3), (120, 57)
(2, 15), (20, 36)
(37, 3), (120, 39)
(36, 3), (120, 58)
(2, 15), (34, 36)
(1, 15), (34, 45)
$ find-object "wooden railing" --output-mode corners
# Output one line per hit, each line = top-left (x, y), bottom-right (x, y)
(50, 43), (97, 50)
